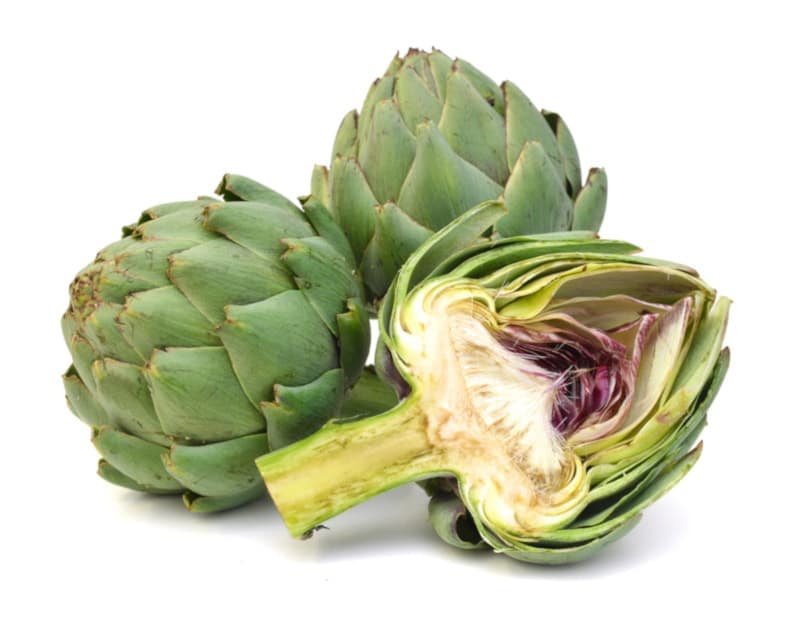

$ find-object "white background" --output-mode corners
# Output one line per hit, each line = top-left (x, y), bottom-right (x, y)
(1, 1), (796, 621)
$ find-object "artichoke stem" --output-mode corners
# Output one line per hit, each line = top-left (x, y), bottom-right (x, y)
(257, 396), (441, 537)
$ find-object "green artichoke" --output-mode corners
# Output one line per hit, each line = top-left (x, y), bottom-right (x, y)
(308, 48), (608, 304)
(62, 175), (370, 512)
(258, 203), (730, 564)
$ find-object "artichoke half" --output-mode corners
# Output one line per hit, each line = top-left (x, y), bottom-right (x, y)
(308, 48), (608, 304)
(62, 175), (370, 512)
(258, 203), (730, 564)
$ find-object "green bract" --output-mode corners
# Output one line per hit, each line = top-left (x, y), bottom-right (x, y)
(308, 48), (608, 304)
(258, 203), (730, 564)
(61, 175), (370, 512)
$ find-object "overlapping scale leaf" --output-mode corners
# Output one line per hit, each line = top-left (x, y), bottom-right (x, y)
(92, 427), (182, 493)
(359, 98), (416, 203)
(395, 64), (443, 129)
(398, 122), (502, 231)
(168, 238), (293, 324)
(117, 286), (220, 358)
(330, 156), (378, 261)
(63, 366), (109, 428)
(91, 358), (169, 446)
(261, 369), (345, 451)
(335, 298), (371, 386)
(438, 71), (509, 184)
(498, 140), (573, 235)
(282, 236), (361, 333)
(144, 346), (264, 442)
(217, 290), (339, 406)
(163, 433), (269, 497)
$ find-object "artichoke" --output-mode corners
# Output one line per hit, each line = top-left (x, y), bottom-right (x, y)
(61, 175), (370, 512)
(308, 48), (608, 304)
(258, 203), (730, 564)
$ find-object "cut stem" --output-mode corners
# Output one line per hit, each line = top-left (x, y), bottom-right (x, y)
(257, 396), (443, 537)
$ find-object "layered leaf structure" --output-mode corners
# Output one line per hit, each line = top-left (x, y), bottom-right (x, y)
(62, 175), (371, 512)
(258, 203), (729, 564)
(309, 48), (608, 303)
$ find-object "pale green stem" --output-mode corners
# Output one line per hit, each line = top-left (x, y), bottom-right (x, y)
(256, 396), (444, 537)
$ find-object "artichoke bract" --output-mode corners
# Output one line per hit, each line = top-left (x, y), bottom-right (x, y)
(258, 203), (730, 564)
(62, 175), (370, 512)
(308, 48), (608, 304)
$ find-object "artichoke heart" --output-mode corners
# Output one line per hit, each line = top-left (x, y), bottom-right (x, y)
(258, 202), (730, 564)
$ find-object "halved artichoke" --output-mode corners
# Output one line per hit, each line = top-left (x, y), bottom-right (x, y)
(258, 202), (729, 564)
(308, 48), (608, 304)
(62, 175), (370, 512)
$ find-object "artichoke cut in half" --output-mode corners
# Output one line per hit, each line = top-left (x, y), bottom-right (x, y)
(62, 175), (370, 512)
(308, 48), (608, 304)
(258, 203), (730, 564)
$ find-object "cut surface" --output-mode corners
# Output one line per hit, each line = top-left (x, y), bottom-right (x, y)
(404, 297), (641, 535)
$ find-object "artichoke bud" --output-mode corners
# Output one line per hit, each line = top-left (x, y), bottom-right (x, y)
(61, 175), (370, 512)
(308, 48), (609, 304)
(258, 203), (730, 564)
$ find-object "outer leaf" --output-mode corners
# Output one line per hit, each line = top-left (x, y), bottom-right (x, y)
(97, 459), (176, 494)
(359, 98), (416, 203)
(357, 75), (395, 148)
(498, 140), (573, 236)
(360, 203), (433, 299)
(544, 111), (582, 196)
(503, 80), (561, 174)
(283, 236), (361, 335)
(204, 201), (313, 259)
(81, 303), (142, 364)
(144, 346), (264, 442)
(403, 201), (507, 293)
(92, 427), (183, 492)
(336, 298), (371, 386)
(397, 122), (502, 231)
(117, 285), (219, 358)
(428, 493), (485, 550)
(395, 64), (443, 129)
(439, 71), (508, 184)
(502, 516), (642, 565)
(330, 156), (379, 261)
(572, 168), (608, 231)
(261, 369), (345, 450)
(218, 291), (338, 405)
(331, 110), (358, 160)
(216, 174), (298, 209)
(183, 484), (266, 513)
(63, 368), (109, 428)
(302, 197), (358, 269)
(163, 433), (269, 497)
(453, 58), (504, 115)
(91, 358), (168, 446)
(339, 366), (398, 420)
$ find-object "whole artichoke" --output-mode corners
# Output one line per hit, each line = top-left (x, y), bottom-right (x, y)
(258, 203), (730, 564)
(62, 175), (370, 512)
(308, 48), (608, 304)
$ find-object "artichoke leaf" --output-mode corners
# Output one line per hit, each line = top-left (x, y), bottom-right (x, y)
(261, 369), (345, 451)
(397, 121), (502, 231)
(218, 291), (338, 405)
(163, 433), (269, 497)
(144, 346), (264, 442)
(439, 70), (509, 184)
(359, 98), (416, 203)
(92, 427), (183, 493)
(572, 168), (608, 232)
